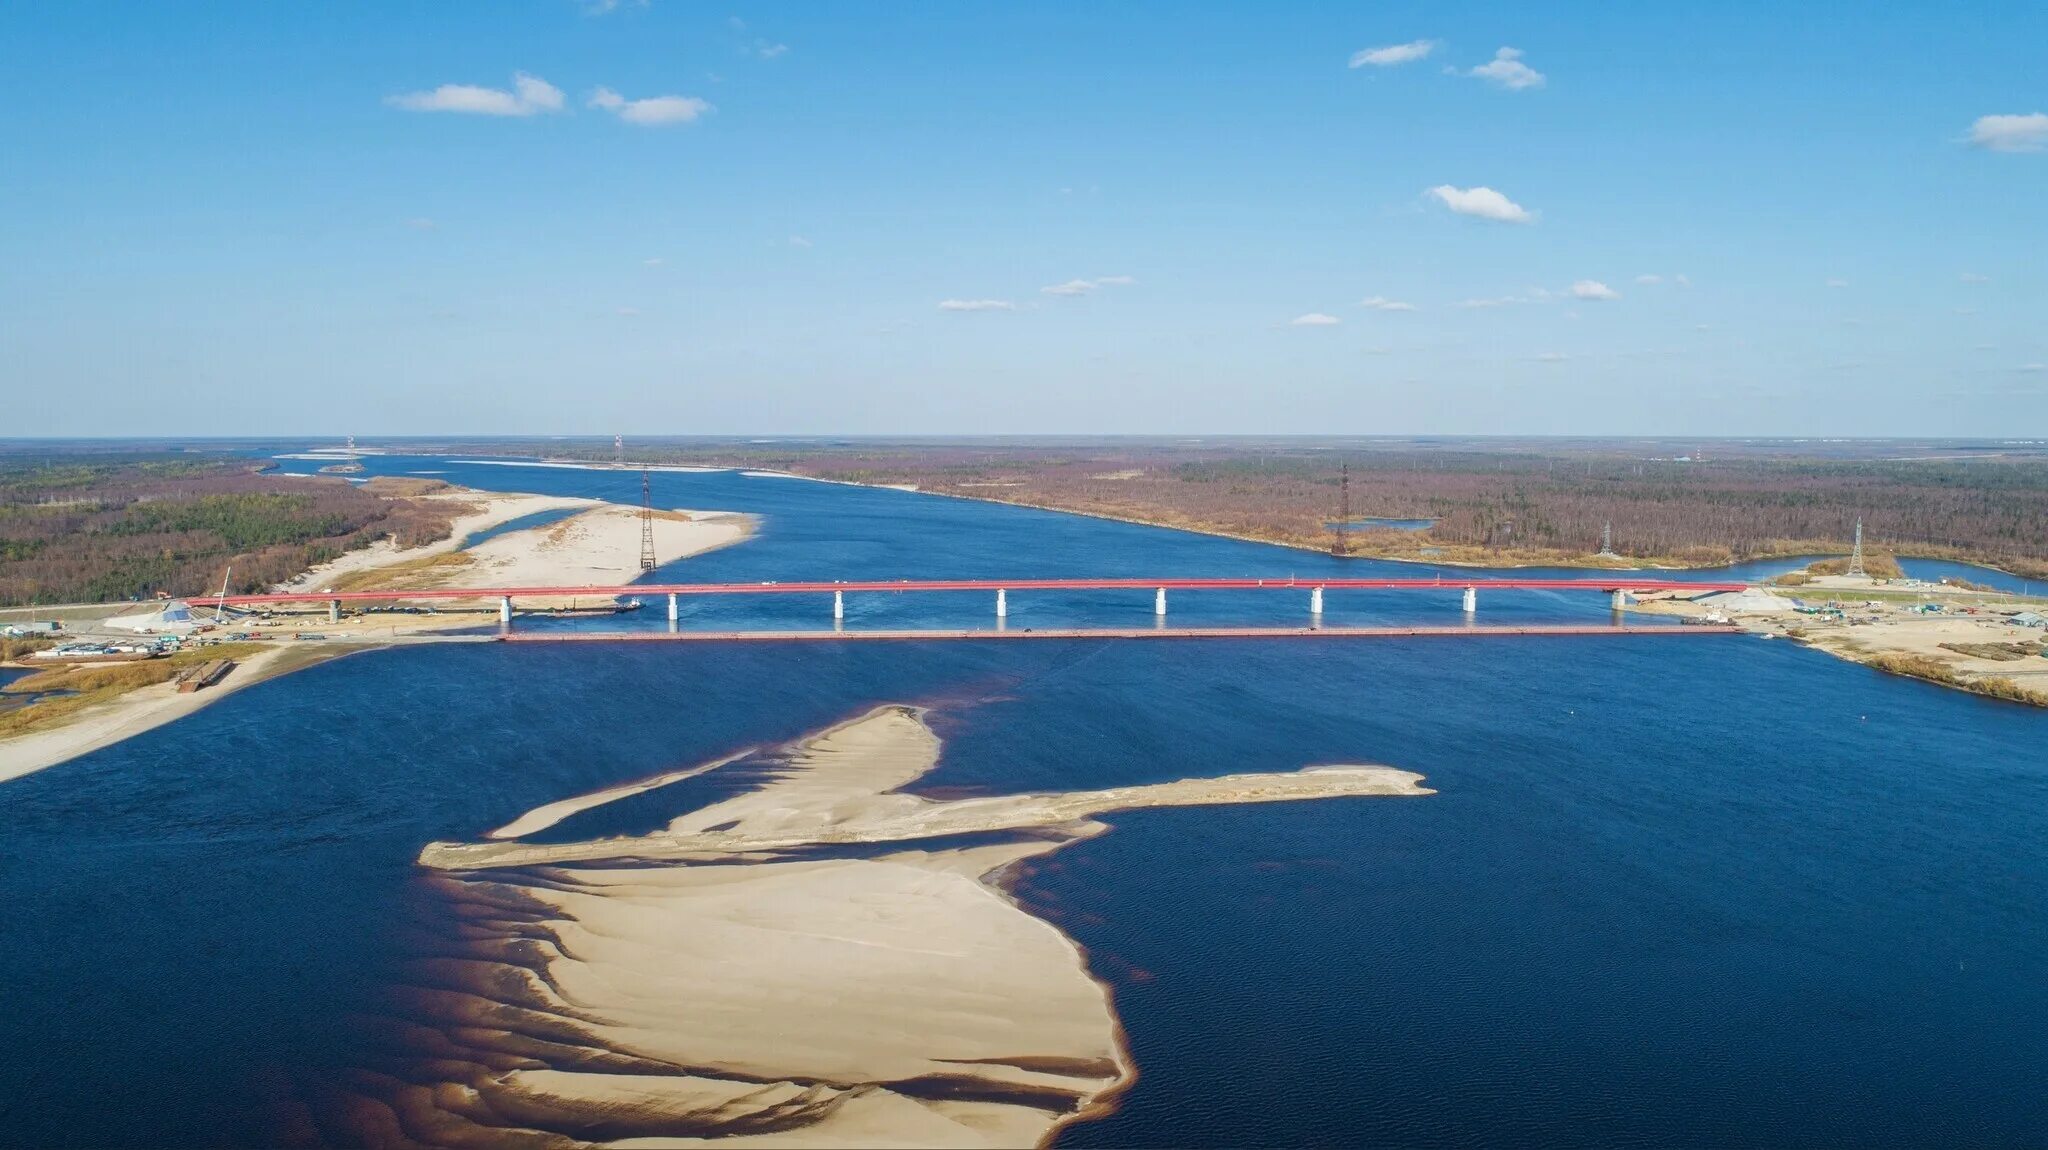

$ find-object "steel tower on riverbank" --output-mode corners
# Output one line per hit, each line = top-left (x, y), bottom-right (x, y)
(639, 470), (657, 571)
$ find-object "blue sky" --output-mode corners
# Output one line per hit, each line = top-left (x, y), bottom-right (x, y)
(2, 2), (2043, 437)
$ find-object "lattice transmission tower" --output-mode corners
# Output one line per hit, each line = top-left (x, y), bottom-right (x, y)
(1331, 462), (1351, 557)
(1598, 521), (1617, 558)
(639, 469), (658, 571)
(1847, 517), (1866, 578)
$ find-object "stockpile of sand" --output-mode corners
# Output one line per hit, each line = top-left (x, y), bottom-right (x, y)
(1702, 588), (1800, 614)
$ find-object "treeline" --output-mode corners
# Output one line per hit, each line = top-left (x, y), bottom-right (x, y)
(0, 456), (466, 606)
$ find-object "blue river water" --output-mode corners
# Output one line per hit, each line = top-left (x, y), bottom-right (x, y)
(1, 455), (2044, 1147)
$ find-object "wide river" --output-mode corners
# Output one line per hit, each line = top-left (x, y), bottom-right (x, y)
(3, 456), (2044, 1146)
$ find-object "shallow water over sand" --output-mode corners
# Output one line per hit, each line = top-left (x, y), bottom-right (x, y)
(3, 455), (2046, 1147)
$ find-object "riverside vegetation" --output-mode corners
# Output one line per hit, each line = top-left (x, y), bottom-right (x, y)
(0, 453), (473, 606)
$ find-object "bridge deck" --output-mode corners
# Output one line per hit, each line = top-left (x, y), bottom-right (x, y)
(216, 576), (1749, 605)
(498, 624), (1744, 642)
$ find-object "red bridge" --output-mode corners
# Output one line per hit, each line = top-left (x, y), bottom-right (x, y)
(211, 577), (1750, 625)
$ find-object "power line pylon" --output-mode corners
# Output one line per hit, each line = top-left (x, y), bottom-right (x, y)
(1332, 462), (1351, 557)
(1598, 521), (1617, 558)
(615, 434), (625, 469)
(639, 469), (658, 571)
(1847, 517), (1866, 578)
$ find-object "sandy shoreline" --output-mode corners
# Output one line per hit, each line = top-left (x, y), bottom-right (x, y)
(1633, 576), (2048, 704)
(322, 705), (1431, 1147)
(0, 643), (358, 784)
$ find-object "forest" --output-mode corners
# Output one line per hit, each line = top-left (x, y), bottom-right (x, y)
(525, 439), (2048, 577)
(0, 454), (466, 606)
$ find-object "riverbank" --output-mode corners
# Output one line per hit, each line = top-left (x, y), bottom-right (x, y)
(0, 486), (755, 781)
(1631, 573), (2048, 706)
(0, 642), (359, 783)
(804, 475), (2048, 580)
(360, 705), (1430, 1147)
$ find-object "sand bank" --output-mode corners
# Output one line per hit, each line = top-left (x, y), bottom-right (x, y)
(483, 748), (753, 840)
(326, 706), (1429, 1147)
(279, 491), (603, 593)
(287, 487), (753, 602)
(456, 505), (750, 590)
(447, 459), (730, 474)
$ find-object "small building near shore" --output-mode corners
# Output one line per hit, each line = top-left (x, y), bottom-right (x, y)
(2009, 611), (2047, 628)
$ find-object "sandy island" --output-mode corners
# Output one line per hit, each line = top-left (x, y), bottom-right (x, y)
(311, 706), (1430, 1148)
(289, 489), (753, 600)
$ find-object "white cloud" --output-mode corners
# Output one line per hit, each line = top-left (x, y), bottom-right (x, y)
(1458, 296), (1527, 308)
(1571, 280), (1619, 301)
(404, 217), (437, 230)
(1359, 295), (1417, 311)
(387, 72), (565, 116)
(589, 88), (713, 125)
(1463, 47), (1545, 90)
(1427, 184), (1533, 223)
(1826, 278), (1850, 288)
(1040, 276), (1135, 297)
(2019, 363), (2048, 373)
(583, 0), (647, 13)
(642, 257), (665, 266)
(1635, 274), (1663, 285)
(616, 306), (641, 317)
(937, 299), (1015, 312)
(1959, 272), (1990, 283)
(788, 235), (812, 248)
(755, 41), (789, 59)
(1532, 351), (1570, 363)
(1289, 313), (1342, 326)
(1349, 40), (1437, 68)
(1966, 113), (2048, 153)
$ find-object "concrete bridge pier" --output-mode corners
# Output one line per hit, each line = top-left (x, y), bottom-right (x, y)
(499, 596), (513, 624)
(1610, 589), (1629, 611)
(833, 589), (845, 620)
(1462, 586), (1477, 614)
(1310, 586), (1324, 615)
(668, 592), (679, 623)
(996, 588), (1008, 618)
(328, 599), (340, 624)
(1155, 587), (1168, 616)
